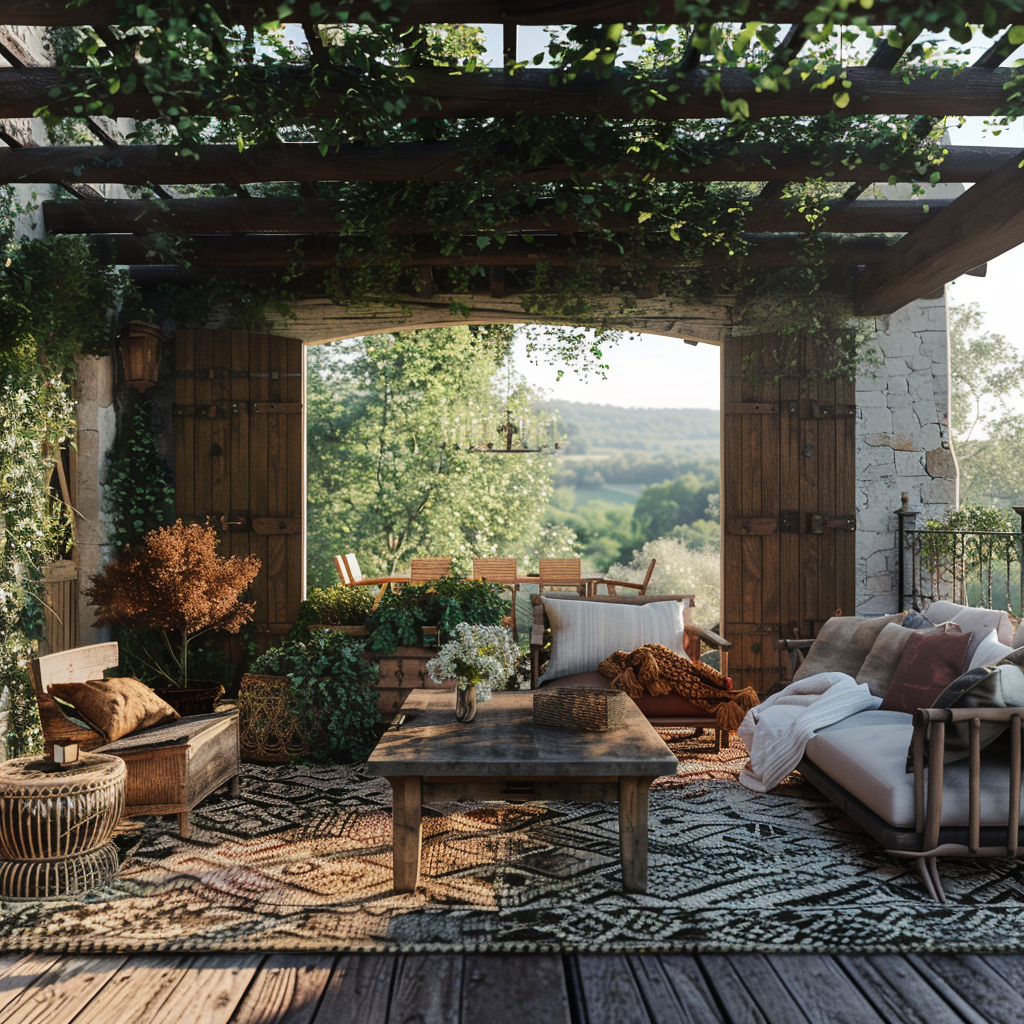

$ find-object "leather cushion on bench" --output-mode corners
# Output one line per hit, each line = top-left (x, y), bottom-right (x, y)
(804, 712), (1024, 829)
(539, 671), (710, 718)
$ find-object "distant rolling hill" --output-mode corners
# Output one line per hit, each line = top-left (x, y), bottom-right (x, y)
(542, 400), (720, 459)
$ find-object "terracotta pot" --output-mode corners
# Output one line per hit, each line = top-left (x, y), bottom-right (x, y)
(153, 683), (224, 717)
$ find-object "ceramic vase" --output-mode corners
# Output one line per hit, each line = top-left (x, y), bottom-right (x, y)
(455, 683), (477, 723)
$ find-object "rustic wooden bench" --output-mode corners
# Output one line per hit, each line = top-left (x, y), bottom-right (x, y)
(29, 643), (241, 839)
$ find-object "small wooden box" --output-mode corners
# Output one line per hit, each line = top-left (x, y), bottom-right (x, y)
(532, 687), (627, 731)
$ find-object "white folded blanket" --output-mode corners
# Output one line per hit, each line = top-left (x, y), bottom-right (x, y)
(737, 672), (881, 792)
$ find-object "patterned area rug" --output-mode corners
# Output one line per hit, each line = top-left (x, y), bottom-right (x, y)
(3, 735), (1024, 954)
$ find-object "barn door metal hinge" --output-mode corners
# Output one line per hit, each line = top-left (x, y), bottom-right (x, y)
(807, 514), (857, 534)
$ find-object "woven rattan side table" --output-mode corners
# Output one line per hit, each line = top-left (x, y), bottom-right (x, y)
(0, 753), (126, 900)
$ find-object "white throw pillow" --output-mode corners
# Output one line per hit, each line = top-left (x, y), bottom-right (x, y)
(540, 597), (688, 682)
(968, 628), (1014, 672)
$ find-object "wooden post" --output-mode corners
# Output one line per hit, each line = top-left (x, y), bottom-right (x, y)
(388, 775), (422, 893)
(618, 775), (655, 893)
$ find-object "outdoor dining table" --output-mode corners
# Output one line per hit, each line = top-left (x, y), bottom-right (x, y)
(367, 690), (678, 893)
(516, 576), (608, 596)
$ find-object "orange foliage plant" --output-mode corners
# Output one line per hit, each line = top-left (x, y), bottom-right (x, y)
(86, 520), (261, 686)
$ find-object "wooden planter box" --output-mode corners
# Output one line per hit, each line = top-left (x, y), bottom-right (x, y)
(309, 624), (369, 636)
(373, 646), (454, 719)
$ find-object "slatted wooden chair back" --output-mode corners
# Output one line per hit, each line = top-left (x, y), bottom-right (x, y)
(410, 557), (452, 583)
(537, 557), (582, 592)
(472, 557), (518, 587)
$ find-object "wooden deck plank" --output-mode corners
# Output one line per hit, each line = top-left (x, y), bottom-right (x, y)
(834, 955), (975, 1024)
(907, 955), (1024, 1024)
(461, 956), (571, 1024)
(768, 955), (887, 1024)
(146, 953), (263, 1024)
(697, 954), (806, 1024)
(228, 954), (334, 1024)
(388, 954), (462, 1024)
(68, 954), (199, 1024)
(0, 955), (127, 1024)
(311, 954), (394, 1024)
(573, 955), (651, 1024)
(631, 956), (725, 1024)
(0, 957), (62, 1019)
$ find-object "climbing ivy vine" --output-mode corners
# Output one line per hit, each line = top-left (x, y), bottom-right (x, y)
(36, 0), (1024, 374)
(0, 205), (126, 755)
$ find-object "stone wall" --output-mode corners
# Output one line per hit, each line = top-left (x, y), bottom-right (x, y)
(855, 294), (957, 615)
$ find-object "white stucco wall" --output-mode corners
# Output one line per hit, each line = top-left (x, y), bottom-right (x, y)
(856, 294), (957, 614)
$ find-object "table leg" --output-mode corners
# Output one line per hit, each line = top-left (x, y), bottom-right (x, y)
(619, 775), (656, 893)
(388, 776), (422, 893)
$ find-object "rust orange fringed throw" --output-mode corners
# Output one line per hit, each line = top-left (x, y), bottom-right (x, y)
(598, 644), (760, 731)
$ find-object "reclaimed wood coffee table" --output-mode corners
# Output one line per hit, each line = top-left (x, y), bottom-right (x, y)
(366, 690), (678, 893)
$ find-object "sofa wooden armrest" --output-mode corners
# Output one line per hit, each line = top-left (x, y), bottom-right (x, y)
(777, 637), (814, 682)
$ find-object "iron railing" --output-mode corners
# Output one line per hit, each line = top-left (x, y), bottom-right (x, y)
(897, 495), (1024, 614)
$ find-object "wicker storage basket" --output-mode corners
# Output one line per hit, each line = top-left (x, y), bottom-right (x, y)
(238, 674), (310, 763)
(532, 687), (627, 731)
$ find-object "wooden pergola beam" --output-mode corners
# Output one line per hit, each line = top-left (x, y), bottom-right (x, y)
(1, 65), (1015, 122)
(42, 196), (952, 236)
(856, 150), (1024, 316)
(89, 232), (893, 268)
(1, 141), (1014, 187)
(5, 0), (1016, 28)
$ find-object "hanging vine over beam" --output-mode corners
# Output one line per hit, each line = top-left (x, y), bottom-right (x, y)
(0, 141), (1013, 187)
(855, 150), (1024, 316)
(42, 196), (952, 235)
(8, 66), (1019, 123)
(89, 232), (894, 267)
(8, 0), (1023, 28)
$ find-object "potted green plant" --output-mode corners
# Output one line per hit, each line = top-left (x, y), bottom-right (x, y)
(242, 631), (381, 762)
(86, 520), (261, 714)
(288, 584), (373, 643)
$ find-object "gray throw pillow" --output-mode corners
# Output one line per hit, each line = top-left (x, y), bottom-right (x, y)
(793, 614), (902, 682)
(900, 611), (931, 629)
(906, 663), (1024, 771)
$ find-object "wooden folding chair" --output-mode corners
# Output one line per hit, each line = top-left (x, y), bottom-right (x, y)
(334, 553), (406, 607)
(473, 557), (519, 640)
(600, 558), (657, 597)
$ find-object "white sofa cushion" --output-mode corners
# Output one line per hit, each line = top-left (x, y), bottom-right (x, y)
(540, 596), (687, 682)
(925, 601), (1015, 647)
(968, 629), (1014, 672)
(804, 717), (1024, 829)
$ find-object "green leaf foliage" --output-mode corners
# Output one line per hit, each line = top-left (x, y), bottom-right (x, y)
(364, 577), (507, 656)
(249, 631), (381, 762)
(289, 584), (374, 641)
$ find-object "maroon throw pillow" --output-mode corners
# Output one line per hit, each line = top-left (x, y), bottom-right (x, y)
(879, 629), (972, 715)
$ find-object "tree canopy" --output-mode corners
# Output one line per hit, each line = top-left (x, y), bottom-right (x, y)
(949, 301), (1024, 506)
(305, 325), (570, 587)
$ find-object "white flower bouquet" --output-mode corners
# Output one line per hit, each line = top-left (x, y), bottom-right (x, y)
(426, 623), (518, 702)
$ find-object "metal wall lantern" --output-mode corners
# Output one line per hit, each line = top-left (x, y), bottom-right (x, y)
(119, 321), (164, 392)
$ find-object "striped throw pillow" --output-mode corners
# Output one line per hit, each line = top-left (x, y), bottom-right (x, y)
(541, 597), (688, 682)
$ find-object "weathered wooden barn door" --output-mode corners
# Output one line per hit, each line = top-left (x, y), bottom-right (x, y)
(722, 333), (856, 693)
(174, 330), (305, 649)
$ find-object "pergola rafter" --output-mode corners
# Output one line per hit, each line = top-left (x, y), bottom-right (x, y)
(4, 0), (1024, 314)
(0, 65), (1017, 122)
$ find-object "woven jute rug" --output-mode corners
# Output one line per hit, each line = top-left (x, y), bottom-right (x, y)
(2, 736), (1024, 954)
